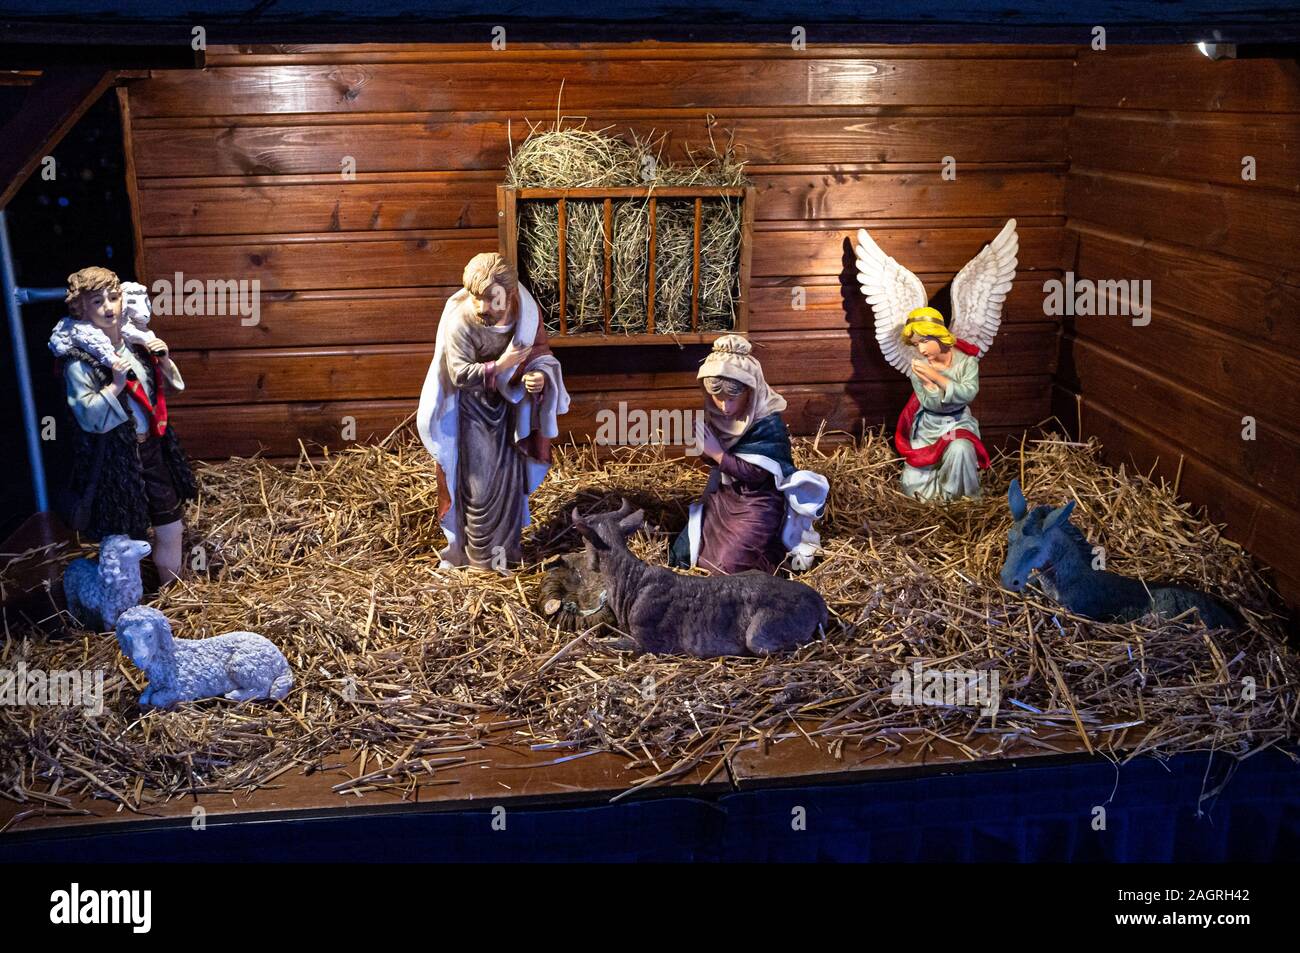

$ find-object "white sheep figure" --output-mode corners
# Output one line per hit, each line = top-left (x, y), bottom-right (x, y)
(115, 606), (294, 709)
(63, 535), (152, 631)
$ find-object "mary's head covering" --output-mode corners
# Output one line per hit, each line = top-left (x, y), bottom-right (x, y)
(697, 334), (787, 447)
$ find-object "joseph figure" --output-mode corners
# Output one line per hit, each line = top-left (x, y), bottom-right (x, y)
(416, 254), (570, 569)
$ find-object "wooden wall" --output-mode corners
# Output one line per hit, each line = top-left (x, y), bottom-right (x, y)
(1059, 45), (1300, 605)
(120, 42), (1072, 462)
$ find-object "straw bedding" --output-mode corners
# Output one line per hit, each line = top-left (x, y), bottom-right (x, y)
(1, 426), (1296, 816)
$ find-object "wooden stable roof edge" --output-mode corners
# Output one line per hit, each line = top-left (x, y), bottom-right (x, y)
(5, 15), (1300, 45)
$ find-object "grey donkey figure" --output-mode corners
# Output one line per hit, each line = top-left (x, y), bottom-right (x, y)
(999, 479), (1240, 629)
(570, 499), (828, 657)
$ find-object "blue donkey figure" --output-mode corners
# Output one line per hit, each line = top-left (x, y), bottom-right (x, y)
(999, 479), (1240, 629)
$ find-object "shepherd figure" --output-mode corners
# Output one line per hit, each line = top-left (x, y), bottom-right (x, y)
(48, 267), (197, 583)
(416, 253), (570, 569)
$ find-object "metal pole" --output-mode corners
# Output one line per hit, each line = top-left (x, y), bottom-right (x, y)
(0, 208), (54, 512)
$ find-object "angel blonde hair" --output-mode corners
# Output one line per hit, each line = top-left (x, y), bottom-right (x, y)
(65, 267), (121, 318)
(901, 307), (955, 348)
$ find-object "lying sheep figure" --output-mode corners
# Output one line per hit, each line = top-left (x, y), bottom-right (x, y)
(115, 606), (294, 708)
(63, 535), (152, 631)
(571, 499), (828, 657)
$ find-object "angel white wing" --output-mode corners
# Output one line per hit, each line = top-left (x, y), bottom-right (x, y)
(855, 227), (928, 376)
(949, 219), (1018, 358)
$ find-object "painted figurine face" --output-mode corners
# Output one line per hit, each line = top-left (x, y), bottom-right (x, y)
(916, 337), (947, 362)
(704, 376), (750, 418)
(77, 287), (122, 333)
(472, 282), (512, 325)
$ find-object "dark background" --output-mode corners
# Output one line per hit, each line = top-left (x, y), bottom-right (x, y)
(0, 91), (135, 537)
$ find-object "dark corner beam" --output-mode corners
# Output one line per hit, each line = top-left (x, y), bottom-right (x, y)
(0, 66), (118, 211)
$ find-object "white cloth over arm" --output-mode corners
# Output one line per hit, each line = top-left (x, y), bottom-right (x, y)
(683, 455), (830, 572)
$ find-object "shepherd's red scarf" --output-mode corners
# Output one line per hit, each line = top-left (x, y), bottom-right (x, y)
(894, 339), (990, 471)
(122, 352), (170, 438)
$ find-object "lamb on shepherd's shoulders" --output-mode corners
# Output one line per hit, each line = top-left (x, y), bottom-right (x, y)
(115, 606), (294, 709)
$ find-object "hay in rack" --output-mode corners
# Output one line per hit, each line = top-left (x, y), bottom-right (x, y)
(504, 120), (748, 336)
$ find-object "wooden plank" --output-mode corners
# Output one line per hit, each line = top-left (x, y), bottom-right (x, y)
(142, 223), (1069, 293)
(1244, 500), (1300, 608)
(603, 198), (612, 334)
(557, 196), (567, 335)
(169, 376), (1053, 459)
(748, 276), (1058, 332)
(0, 66), (116, 210)
(128, 58), (1072, 118)
(1071, 225), (1299, 350)
(0, 70), (41, 87)
(1069, 109), (1300, 195)
(117, 84), (149, 282)
(139, 176), (500, 237)
(146, 287), (456, 350)
(754, 170), (1063, 221)
(691, 196), (701, 331)
(167, 325), (1060, 405)
(1068, 306), (1300, 439)
(647, 196), (656, 333)
(130, 114), (1070, 178)
(1072, 46), (1300, 113)
(133, 169), (1063, 238)
(1058, 336), (1300, 511)
(750, 223), (1070, 279)
(497, 184), (517, 274)
(142, 275), (1056, 350)
(200, 43), (1080, 66)
(736, 186), (756, 333)
(1067, 168), (1300, 271)
(147, 232), (495, 290)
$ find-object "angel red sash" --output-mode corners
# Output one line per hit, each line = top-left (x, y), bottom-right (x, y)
(894, 339), (989, 471)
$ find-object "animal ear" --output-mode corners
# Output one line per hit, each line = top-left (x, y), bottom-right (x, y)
(1008, 479), (1028, 521)
(617, 509), (645, 534)
(614, 498), (634, 519)
(571, 509), (609, 550)
(1044, 499), (1076, 529)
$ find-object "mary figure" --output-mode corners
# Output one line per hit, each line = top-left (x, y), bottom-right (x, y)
(669, 335), (828, 575)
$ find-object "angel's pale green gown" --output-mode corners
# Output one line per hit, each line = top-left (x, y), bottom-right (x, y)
(899, 349), (982, 501)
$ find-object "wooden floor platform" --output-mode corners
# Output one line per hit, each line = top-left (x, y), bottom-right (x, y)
(0, 715), (1092, 836)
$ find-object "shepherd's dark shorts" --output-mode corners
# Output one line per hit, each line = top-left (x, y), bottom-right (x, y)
(136, 433), (184, 526)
